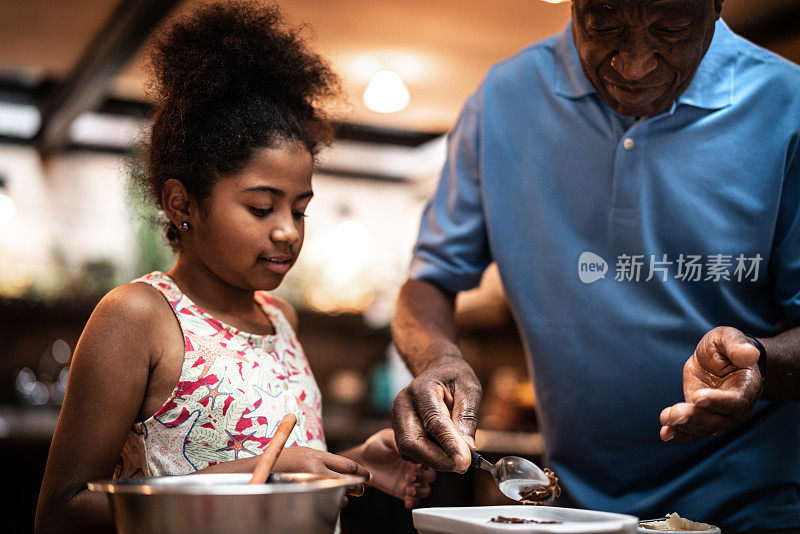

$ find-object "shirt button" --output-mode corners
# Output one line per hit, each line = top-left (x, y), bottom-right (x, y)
(623, 138), (635, 150)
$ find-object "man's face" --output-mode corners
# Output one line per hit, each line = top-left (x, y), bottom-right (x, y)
(572, 0), (723, 117)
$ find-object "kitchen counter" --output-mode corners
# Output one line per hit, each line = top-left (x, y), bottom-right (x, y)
(0, 405), (59, 443)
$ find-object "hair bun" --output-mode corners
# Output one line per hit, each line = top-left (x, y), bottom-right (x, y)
(151, 1), (337, 119)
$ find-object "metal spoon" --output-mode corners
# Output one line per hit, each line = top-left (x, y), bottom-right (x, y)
(471, 450), (551, 502)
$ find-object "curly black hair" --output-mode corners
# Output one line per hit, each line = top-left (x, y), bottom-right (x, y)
(138, 1), (339, 250)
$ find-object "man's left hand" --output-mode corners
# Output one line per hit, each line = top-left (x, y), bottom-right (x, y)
(660, 326), (762, 442)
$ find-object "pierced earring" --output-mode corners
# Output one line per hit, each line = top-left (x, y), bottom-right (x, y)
(179, 221), (191, 232)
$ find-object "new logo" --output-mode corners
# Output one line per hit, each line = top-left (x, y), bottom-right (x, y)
(578, 252), (608, 284)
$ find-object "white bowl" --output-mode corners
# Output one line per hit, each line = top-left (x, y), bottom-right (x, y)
(413, 505), (638, 534)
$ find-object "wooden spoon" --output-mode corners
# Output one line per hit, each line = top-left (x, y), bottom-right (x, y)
(249, 413), (297, 485)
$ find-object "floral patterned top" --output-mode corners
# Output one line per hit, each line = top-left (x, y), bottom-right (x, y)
(115, 271), (326, 478)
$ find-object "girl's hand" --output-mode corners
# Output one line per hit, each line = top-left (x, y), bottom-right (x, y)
(272, 446), (372, 481)
(359, 428), (436, 509)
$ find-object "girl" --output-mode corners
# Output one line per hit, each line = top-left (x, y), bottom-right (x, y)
(35, 3), (433, 533)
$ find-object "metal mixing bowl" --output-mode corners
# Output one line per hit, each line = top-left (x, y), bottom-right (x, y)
(88, 472), (364, 534)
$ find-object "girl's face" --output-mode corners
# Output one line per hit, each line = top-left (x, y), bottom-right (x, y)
(189, 143), (314, 291)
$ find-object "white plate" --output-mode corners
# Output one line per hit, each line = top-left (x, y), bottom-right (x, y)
(413, 505), (639, 534)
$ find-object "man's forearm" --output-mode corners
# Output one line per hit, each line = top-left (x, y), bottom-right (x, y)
(392, 279), (462, 376)
(760, 325), (800, 401)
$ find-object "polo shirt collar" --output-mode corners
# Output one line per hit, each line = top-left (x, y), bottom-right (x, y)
(554, 23), (597, 99)
(677, 19), (736, 109)
(553, 19), (736, 110)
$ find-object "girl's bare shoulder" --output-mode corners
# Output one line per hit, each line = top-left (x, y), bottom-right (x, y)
(68, 282), (178, 395)
(85, 282), (176, 344)
(96, 282), (170, 318)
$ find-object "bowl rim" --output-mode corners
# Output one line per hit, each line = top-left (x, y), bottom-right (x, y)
(637, 520), (721, 534)
(88, 472), (365, 495)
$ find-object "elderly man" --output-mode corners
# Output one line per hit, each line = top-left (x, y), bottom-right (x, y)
(391, 0), (800, 530)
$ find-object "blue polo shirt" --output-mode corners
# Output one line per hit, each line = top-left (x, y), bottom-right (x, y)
(411, 20), (800, 530)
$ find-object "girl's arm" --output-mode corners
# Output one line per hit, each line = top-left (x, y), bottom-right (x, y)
(35, 284), (167, 534)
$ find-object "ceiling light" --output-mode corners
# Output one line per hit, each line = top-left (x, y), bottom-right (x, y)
(70, 112), (144, 148)
(363, 69), (410, 114)
(0, 102), (40, 139)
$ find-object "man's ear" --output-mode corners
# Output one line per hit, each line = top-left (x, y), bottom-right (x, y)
(714, 0), (724, 19)
(162, 179), (192, 228)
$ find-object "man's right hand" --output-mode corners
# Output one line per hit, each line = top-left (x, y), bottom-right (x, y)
(390, 355), (482, 473)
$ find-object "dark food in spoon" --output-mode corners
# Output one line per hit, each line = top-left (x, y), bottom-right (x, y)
(519, 468), (561, 504)
(490, 516), (563, 524)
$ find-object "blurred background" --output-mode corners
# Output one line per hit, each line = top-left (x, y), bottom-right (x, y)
(1, 0), (798, 531)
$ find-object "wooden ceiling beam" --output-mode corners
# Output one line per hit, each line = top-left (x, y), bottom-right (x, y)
(35, 0), (179, 158)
